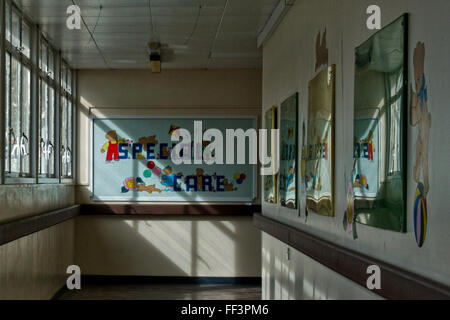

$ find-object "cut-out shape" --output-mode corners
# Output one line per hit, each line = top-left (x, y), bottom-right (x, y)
(123, 177), (138, 191)
(143, 170), (152, 178)
(101, 130), (127, 161)
(315, 29), (328, 71)
(414, 182), (428, 248)
(137, 183), (162, 194)
(147, 161), (155, 169)
(411, 42), (431, 197)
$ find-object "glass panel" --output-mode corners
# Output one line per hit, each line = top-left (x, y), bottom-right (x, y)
(40, 80), (48, 175)
(48, 49), (54, 79)
(279, 93), (298, 209)
(22, 21), (31, 58)
(263, 107), (277, 203)
(61, 96), (68, 177)
(11, 10), (20, 49)
(5, 1), (11, 42)
(10, 56), (20, 173)
(48, 86), (55, 175)
(21, 65), (31, 175)
(5, 53), (11, 173)
(353, 15), (407, 232)
(67, 101), (73, 177)
(41, 41), (48, 73)
(61, 63), (67, 91)
(67, 69), (72, 94)
(306, 65), (336, 217)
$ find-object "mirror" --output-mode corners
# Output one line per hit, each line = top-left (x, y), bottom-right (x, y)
(280, 93), (298, 209)
(263, 106), (278, 203)
(353, 15), (408, 232)
(306, 65), (336, 216)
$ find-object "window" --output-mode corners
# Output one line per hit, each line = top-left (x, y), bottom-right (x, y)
(39, 39), (57, 178)
(60, 61), (75, 178)
(2, 0), (76, 183)
(4, 6), (32, 178)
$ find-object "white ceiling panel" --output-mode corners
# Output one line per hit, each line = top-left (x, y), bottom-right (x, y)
(14, 0), (280, 69)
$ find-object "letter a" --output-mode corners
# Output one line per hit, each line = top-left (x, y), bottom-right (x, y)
(66, 5), (81, 30)
(66, 265), (81, 290)
(366, 5), (381, 30)
(366, 265), (381, 290)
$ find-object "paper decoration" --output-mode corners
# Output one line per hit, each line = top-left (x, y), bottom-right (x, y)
(315, 29), (328, 71)
(410, 42), (431, 247)
(414, 182), (428, 247)
(343, 182), (355, 234)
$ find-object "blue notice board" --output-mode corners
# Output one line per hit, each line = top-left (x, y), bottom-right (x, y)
(91, 117), (257, 202)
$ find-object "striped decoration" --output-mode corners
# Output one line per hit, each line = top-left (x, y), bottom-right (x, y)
(414, 182), (428, 248)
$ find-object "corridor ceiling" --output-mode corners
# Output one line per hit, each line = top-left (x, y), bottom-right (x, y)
(14, 0), (279, 69)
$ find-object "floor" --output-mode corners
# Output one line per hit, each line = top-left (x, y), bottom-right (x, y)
(56, 283), (261, 300)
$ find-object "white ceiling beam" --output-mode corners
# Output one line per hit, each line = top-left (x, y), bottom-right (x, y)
(257, 0), (295, 48)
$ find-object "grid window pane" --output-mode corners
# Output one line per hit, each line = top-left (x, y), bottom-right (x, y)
(11, 10), (20, 49)
(67, 101), (73, 177)
(41, 41), (48, 73)
(48, 49), (54, 79)
(61, 96), (68, 176)
(5, 1), (11, 42)
(22, 21), (31, 58)
(48, 87), (55, 175)
(21, 65), (31, 175)
(40, 80), (48, 175)
(5, 53), (11, 172)
(10, 56), (20, 173)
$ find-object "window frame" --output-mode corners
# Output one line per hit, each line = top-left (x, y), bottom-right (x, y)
(1, 0), (77, 185)
(3, 3), (35, 184)
(38, 36), (58, 183)
(60, 59), (76, 182)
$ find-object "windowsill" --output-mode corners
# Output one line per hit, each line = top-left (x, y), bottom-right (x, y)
(4, 176), (37, 185)
(60, 178), (75, 185)
(38, 177), (59, 184)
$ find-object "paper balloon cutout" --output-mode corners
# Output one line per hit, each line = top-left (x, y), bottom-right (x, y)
(147, 161), (155, 169)
(414, 182), (428, 248)
(144, 170), (152, 178)
(152, 167), (162, 175)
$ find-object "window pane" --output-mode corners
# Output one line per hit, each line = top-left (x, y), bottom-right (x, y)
(5, 53), (11, 173)
(5, 1), (11, 42)
(67, 69), (72, 94)
(22, 65), (31, 175)
(67, 101), (73, 177)
(41, 41), (48, 73)
(61, 97), (68, 176)
(48, 86), (55, 175)
(40, 80), (48, 175)
(22, 21), (31, 58)
(10, 56), (20, 173)
(48, 49), (54, 79)
(61, 63), (67, 90)
(11, 10), (20, 48)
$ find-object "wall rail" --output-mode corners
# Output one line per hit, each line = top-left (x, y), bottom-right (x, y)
(253, 213), (450, 300)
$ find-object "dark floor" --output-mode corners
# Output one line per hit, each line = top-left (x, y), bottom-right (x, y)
(57, 283), (261, 300)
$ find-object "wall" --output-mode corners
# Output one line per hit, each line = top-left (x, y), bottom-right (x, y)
(0, 219), (74, 299)
(75, 69), (262, 277)
(262, 0), (450, 299)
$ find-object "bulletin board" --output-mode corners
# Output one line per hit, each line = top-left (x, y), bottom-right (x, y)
(90, 117), (257, 202)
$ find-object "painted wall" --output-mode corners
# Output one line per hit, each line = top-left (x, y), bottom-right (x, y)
(262, 0), (450, 299)
(75, 69), (262, 277)
(0, 219), (74, 299)
(0, 183), (75, 299)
